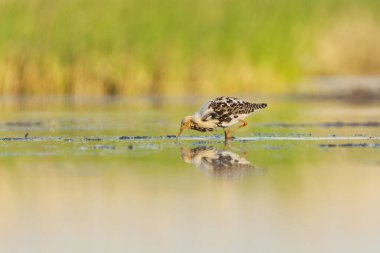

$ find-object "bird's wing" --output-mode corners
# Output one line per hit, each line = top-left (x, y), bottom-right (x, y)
(199, 97), (267, 123)
(217, 98), (266, 116)
(207, 97), (243, 113)
(197, 99), (219, 121)
(200, 109), (219, 121)
(198, 100), (212, 116)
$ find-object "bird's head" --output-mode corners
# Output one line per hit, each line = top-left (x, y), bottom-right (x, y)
(179, 146), (193, 163)
(176, 116), (193, 140)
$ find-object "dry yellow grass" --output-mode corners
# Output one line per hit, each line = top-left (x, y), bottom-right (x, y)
(314, 13), (380, 75)
(0, 0), (379, 96)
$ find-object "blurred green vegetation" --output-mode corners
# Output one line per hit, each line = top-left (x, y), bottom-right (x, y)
(0, 0), (379, 95)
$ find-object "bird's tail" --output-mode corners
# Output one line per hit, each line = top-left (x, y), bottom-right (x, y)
(253, 103), (267, 109)
(248, 103), (267, 113)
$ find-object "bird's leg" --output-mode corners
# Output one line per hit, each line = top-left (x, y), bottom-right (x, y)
(224, 129), (232, 140)
(230, 120), (248, 132)
(223, 142), (248, 157)
(224, 137), (232, 146)
(223, 120), (248, 141)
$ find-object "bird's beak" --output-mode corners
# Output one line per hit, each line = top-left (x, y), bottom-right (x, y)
(176, 127), (184, 140)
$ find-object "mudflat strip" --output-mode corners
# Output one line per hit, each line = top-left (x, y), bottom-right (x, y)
(0, 135), (379, 142)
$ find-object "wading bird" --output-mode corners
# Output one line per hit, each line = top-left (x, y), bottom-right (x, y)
(177, 96), (267, 140)
(180, 145), (266, 179)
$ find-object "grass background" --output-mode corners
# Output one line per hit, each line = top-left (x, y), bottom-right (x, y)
(0, 0), (379, 96)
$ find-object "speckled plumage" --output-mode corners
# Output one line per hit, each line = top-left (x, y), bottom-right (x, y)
(177, 96), (267, 139)
(194, 96), (267, 129)
(180, 146), (266, 179)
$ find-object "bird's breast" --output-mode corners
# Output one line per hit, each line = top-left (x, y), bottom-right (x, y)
(193, 116), (218, 128)
(191, 125), (216, 132)
(217, 114), (250, 127)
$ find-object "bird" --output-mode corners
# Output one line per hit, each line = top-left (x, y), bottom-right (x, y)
(177, 96), (267, 140)
(180, 145), (266, 179)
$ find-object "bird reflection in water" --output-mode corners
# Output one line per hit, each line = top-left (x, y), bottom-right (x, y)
(180, 145), (266, 179)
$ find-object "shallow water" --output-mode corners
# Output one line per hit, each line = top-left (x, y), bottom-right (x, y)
(0, 96), (379, 252)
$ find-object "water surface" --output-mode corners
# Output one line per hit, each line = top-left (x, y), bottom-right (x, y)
(0, 96), (379, 252)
